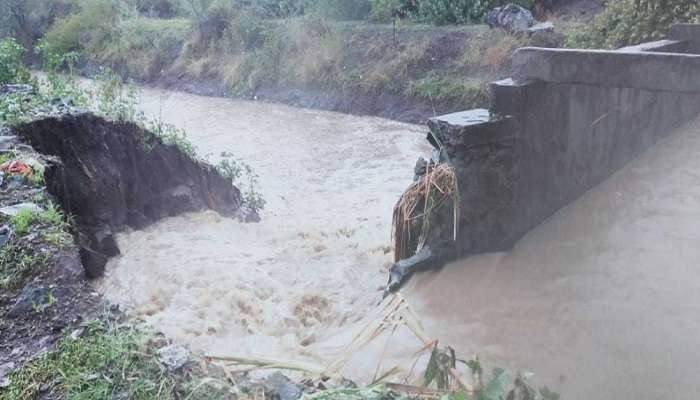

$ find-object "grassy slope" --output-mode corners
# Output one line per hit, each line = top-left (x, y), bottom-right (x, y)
(76, 16), (561, 122)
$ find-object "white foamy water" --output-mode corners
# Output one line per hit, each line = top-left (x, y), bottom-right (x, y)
(96, 88), (430, 363)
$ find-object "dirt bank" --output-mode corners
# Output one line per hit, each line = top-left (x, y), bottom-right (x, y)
(0, 106), (244, 389)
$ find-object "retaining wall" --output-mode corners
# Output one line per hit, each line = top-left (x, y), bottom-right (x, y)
(389, 24), (700, 289)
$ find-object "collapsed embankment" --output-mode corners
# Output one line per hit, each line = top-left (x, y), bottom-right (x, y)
(389, 23), (700, 288)
(0, 108), (245, 389)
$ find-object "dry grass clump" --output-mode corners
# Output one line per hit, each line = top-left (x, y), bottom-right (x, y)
(392, 163), (459, 263)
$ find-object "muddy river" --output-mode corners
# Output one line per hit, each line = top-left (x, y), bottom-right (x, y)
(96, 86), (700, 400)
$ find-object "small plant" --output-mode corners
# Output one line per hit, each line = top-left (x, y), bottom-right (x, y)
(0, 319), (175, 400)
(32, 289), (56, 313)
(0, 244), (51, 290)
(11, 208), (38, 236)
(148, 118), (198, 158)
(216, 152), (266, 212)
(92, 68), (144, 121)
(10, 203), (70, 236)
(0, 37), (31, 85)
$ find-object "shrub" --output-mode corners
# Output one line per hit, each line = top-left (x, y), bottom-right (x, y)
(0, 38), (31, 85)
(104, 17), (190, 78)
(566, 0), (700, 49)
(370, 0), (533, 24)
(307, 0), (372, 20)
(40, 0), (121, 56)
(221, 10), (272, 52)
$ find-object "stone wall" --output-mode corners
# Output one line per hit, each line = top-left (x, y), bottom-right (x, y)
(388, 23), (700, 290)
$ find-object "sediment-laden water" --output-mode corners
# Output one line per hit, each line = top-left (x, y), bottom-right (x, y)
(97, 85), (700, 400)
(96, 87), (430, 366)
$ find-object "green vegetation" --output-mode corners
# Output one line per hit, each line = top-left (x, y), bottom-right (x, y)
(566, 0), (700, 49)
(1, 39), (266, 212)
(0, 38), (30, 84)
(0, 318), (232, 400)
(10, 204), (69, 236)
(0, 243), (51, 290)
(409, 74), (488, 104)
(23, 0), (564, 119)
(369, 0), (534, 24)
(216, 152), (266, 212)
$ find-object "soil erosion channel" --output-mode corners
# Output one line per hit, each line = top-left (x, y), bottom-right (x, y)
(97, 85), (700, 400)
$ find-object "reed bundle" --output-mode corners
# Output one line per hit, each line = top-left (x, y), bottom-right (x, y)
(392, 163), (460, 262)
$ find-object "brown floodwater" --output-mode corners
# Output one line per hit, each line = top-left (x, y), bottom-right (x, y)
(96, 84), (700, 400)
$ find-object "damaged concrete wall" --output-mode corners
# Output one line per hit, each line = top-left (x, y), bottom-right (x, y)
(389, 23), (700, 289)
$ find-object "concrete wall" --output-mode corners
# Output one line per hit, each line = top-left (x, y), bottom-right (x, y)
(389, 24), (700, 289)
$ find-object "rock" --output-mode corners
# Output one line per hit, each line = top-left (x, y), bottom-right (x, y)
(263, 372), (303, 400)
(0, 202), (43, 217)
(0, 362), (15, 388)
(8, 285), (49, 317)
(0, 136), (18, 151)
(54, 255), (84, 282)
(528, 21), (554, 35)
(487, 4), (535, 34)
(157, 344), (190, 371)
(0, 225), (10, 248)
(79, 247), (108, 279)
(90, 226), (120, 257)
(0, 84), (33, 97)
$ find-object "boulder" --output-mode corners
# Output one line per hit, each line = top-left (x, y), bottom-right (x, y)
(487, 4), (536, 34)
(79, 247), (108, 279)
(263, 372), (303, 400)
(157, 344), (190, 371)
(0, 84), (33, 98)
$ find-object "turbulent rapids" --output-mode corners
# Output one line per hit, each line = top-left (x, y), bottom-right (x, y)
(96, 87), (431, 365)
(96, 85), (700, 400)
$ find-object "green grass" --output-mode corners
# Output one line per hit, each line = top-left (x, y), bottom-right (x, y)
(0, 319), (234, 400)
(408, 74), (489, 106)
(0, 243), (50, 290)
(10, 203), (68, 236)
(0, 320), (175, 400)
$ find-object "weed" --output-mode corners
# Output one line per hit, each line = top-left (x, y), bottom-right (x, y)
(11, 203), (70, 237)
(0, 319), (176, 400)
(32, 289), (56, 313)
(0, 244), (50, 291)
(11, 208), (37, 236)
(1, 318), (238, 400)
(0, 37), (31, 85)
(216, 152), (266, 212)
(408, 74), (489, 107)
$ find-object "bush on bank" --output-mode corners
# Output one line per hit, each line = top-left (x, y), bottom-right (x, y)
(566, 0), (700, 49)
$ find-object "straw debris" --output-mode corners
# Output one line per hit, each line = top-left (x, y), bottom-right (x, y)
(392, 163), (460, 263)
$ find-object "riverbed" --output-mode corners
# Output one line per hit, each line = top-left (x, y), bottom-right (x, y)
(96, 85), (700, 400)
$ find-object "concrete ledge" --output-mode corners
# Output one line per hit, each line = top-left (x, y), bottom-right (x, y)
(512, 47), (700, 93)
(618, 39), (688, 54)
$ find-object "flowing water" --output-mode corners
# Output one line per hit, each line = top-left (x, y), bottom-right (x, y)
(96, 85), (700, 400)
(96, 87), (431, 366)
